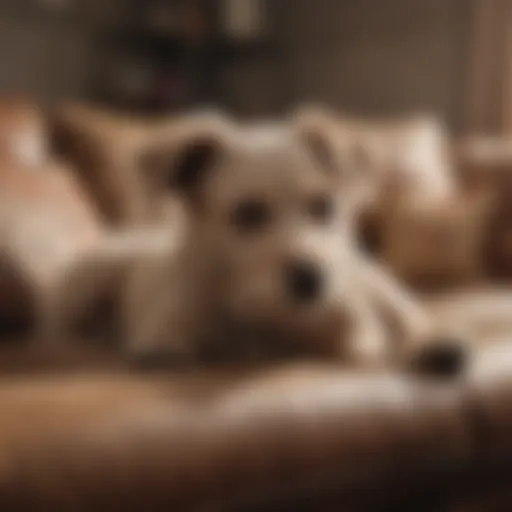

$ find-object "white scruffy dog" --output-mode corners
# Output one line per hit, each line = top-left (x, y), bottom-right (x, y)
(43, 115), (468, 375)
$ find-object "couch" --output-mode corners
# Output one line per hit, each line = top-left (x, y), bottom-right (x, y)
(1, 100), (512, 511)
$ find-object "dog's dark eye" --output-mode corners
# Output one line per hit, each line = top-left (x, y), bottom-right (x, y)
(308, 195), (334, 223)
(230, 200), (271, 233)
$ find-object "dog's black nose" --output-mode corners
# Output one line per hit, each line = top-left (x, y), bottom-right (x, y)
(286, 261), (323, 302)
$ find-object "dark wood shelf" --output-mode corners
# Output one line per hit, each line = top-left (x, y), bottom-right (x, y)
(90, 0), (277, 113)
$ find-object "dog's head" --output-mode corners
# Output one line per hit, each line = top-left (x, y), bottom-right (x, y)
(147, 116), (364, 339)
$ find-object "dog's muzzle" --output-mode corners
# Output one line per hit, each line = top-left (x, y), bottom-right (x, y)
(285, 260), (323, 303)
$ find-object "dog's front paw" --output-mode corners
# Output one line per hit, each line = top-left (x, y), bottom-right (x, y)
(407, 334), (470, 379)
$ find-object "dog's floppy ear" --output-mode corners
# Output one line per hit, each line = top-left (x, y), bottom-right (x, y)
(140, 111), (233, 200)
(140, 131), (225, 201)
(167, 134), (221, 194)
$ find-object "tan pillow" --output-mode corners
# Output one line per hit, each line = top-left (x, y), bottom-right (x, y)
(381, 192), (492, 289)
(293, 106), (457, 212)
(358, 115), (456, 210)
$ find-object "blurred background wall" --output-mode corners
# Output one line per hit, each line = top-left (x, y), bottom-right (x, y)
(0, 0), (494, 133)
(225, 0), (471, 130)
(0, 2), (94, 101)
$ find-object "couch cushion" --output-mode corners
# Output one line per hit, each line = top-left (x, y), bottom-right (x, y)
(0, 159), (104, 326)
(0, 97), (47, 169)
(0, 363), (470, 510)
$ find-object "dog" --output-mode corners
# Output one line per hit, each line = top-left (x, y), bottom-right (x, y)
(42, 114), (468, 376)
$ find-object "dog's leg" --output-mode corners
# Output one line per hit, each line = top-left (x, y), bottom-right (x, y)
(37, 250), (120, 345)
(355, 256), (468, 376)
(38, 228), (172, 346)
(341, 291), (390, 368)
(121, 264), (180, 360)
(120, 251), (204, 368)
